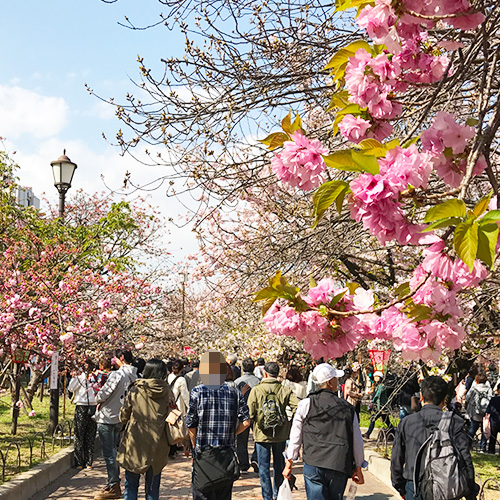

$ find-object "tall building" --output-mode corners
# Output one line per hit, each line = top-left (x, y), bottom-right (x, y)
(16, 186), (40, 209)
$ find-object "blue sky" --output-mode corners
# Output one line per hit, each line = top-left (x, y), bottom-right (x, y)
(0, 0), (196, 259)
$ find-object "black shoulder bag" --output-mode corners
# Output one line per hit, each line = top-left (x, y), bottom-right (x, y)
(192, 388), (240, 493)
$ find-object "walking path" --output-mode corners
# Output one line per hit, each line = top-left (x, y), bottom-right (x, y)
(30, 452), (399, 500)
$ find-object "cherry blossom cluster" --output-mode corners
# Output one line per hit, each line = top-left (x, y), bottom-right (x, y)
(0, 238), (161, 361)
(421, 111), (487, 187)
(349, 145), (433, 245)
(271, 131), (328, 190)
(339, 0), (483, 145)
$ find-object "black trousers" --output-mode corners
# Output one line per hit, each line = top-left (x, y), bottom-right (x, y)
(236, 427), (257, 470)
(74, 405), (97, 467)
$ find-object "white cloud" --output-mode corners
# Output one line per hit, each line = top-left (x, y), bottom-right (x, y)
(0, 85), (68, 139)
(11, 138), (197, 260)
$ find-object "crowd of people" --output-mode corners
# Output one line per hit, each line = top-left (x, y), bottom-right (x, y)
(67, 350), (499, 500)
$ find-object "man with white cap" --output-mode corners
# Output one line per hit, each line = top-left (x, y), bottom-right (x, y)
(283, 363), (366, 500)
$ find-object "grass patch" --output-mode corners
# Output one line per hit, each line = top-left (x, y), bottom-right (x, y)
(0, 391), (75, 484)
(359, 406), (399, 429)
(472, 452), (500, 490)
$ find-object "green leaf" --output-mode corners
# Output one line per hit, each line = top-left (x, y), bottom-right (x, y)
(346, 282), (360, 295)
(454, 221), (479, 272)
(477, 223), (498, 268)
(421, 217), (463, 232)
(281, 112), (293, 135)
(310, 277), (317, 289)
(259, 132), (290, 150)
(261, 297), (278, 317)
(480, 210), (500, 224)
(472, 191), (493, 218)
(394, 282), (410, 298)
(324, 41), (372, 72)
(424, 199), (466, 223)
(408, 304), (432, 322)
(326, 90), (350, 112)
(312, 180), (350, 227)
(401, 136), (420, 148)
(323, 149), (379, 175)
(253, 287), (280, 301)
(351, 149), (379, 174)
(466, 118), (479, 127)
(329, 290), (347, 308)
(357, 139), (387, 158)
(291, 112), (303, 133)
(323, 150), (361, 172)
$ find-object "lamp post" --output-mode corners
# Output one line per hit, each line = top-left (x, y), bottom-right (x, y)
(51, 150), (77, 219)
(49, 151), (77, 433)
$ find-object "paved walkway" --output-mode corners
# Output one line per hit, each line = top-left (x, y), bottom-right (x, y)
(30, 451), (399, 500)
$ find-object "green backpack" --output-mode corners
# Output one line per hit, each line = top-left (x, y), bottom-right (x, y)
(260, 387), (287, 435)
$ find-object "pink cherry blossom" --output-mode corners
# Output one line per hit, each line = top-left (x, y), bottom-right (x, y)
(271, 131), (328, 190)
(338, 115), (371, 143)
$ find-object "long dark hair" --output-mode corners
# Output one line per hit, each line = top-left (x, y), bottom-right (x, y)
(143, 358), (167, 380)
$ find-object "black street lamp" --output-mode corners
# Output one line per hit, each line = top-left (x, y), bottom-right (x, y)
(51, 150), (77, 218)
(49, 150), (77, 433)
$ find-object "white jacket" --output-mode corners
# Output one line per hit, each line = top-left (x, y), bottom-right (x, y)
(68, 373), (96, 406)
(95, 365), (138, 424)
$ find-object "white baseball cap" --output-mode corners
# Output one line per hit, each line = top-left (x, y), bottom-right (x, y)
(312, 363), (344, 384)
(374, 371), (384, 378)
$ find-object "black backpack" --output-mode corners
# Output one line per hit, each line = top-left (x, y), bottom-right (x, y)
(259, 386), (287, 436)
(414, 412), (470, 500)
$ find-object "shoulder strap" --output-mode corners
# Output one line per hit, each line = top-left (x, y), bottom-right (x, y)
(170, 375), (181, 389)
(438, 411), (453, 434)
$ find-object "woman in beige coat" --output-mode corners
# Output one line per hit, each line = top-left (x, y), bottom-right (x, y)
(117, 358), (175, 500)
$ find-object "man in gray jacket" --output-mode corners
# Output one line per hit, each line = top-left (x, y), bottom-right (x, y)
(94, 350), (137, 500)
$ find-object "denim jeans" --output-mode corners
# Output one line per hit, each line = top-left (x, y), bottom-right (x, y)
(97, 422), (122, 487)
(124, 467), (161, 500)
(303, 463), (349, 500)
(255, 441), (286, 500)
(469, 419), (487, 451)
(405, 481), (422, 500)
(365, 412), (394, 437)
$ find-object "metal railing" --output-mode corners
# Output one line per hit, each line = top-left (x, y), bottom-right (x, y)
(0, 420), (74, 482)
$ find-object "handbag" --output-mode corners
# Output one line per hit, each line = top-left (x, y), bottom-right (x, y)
(166, 408), (189, 445)
(192, 446), (240, 493)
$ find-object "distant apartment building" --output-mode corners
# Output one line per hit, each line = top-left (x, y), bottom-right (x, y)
(16, 186), (40, 209)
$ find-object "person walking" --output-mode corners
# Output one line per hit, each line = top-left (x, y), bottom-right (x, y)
(466, 372), (494, 452)
(254, 358), (266, 380)
(391, 376), (478, 500)
(283, 364), (366, 500)
(343, 367), (364, 419)
(247, 361), (299, 500)
(234, 358), (260, 472)
(94, 349), (138, 500)
(68, 358), (98, 469)
(117, 359), (175, 500)
(227, 353), (241, 379)
(186, 350), (251, 500)
(486, 383), (500, 454)
(168, 359), (190, 458)
(168, 359), (190, 414)
(363, 371), (394, 439)
(185, 359), (202, 392)
(282, 365), (307, 401)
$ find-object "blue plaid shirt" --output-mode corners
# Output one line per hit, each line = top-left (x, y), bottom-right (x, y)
(186, 383), (250, 453)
